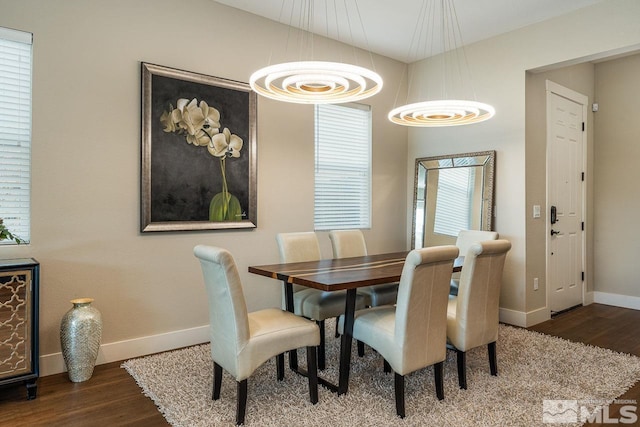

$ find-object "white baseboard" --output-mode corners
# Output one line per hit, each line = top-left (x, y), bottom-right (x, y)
(525, 306), (550, 327)
(499, 306), (550, 328)
(42, 292), (636, 377)
(584, 291), (595, 305)
(40, 324), (210, 377)
(499, 307), (527, 327)
(593, 291), (640, 311)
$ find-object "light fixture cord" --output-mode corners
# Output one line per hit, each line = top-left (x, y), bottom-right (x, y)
(440, 0), (448, 100)
(450, 0), (477, 100)
(391, 0), (430, 109)
(352, 0), (378, 72)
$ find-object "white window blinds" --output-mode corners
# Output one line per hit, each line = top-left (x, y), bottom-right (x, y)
(433, 167), (473, 237)
(0, 27), (32, 244)
(314, 103), (371, 231)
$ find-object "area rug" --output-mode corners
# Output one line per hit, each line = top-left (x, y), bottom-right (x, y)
(122, 323), (640, 426)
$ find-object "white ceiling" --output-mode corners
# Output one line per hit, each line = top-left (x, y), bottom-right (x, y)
(213, 0), (606, 62)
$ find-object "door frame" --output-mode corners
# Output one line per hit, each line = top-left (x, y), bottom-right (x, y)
(545, 80), (588, 315)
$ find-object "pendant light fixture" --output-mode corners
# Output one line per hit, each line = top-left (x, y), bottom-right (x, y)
(388, 0), (494, 127)
(250, 0), (382, 105)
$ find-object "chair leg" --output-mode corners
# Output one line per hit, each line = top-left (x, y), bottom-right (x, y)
(488, 341), (498, 376)
(456, 350), (467, 390)
(213, 362), (222, 400)
(306, 346), (319, 404)
(357, 340), (365, 357)
(394, 372), (405, 418)
(317, 320), (326, 370)
(236, 379), (247, 426)
(276, 353), (285, 381)
(335, 316), (340, 338)
(383, 360), (391, 374)
(434, 361), (444, 400)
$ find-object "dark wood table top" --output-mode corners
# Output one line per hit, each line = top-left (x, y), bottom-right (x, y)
(249, 251), (463, 292)
(249, 250), (464, 395)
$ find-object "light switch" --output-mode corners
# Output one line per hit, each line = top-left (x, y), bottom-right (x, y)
(533, 205), (541, 218)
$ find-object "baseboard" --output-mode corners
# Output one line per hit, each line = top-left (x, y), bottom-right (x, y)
(499, 307), (527, 327)
(499, 306), (551, 328)
(584, 291), (595, 305)
(40, 324), (210, 377)
(42, 293), (634, 377)
(593, 291), (640, 311)
(525, 306), (550, 327)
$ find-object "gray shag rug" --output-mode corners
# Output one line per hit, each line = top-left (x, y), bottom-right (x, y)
(122, 323), (640, 426)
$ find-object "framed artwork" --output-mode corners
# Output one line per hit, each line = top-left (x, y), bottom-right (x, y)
(141, 62), (257, 232)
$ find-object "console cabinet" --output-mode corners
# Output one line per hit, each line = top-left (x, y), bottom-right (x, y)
(0, 258), (39, 399)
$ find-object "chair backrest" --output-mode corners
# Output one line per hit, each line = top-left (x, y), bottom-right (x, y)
(276, 232), (322, 263)
(276, 232), (321, 294)
(194, 245), (248, 378)
(450, 239), (512, 351)
(455, 230), (499, 257)
(395, 245), (459, 372)
(328, 229), (367, 258)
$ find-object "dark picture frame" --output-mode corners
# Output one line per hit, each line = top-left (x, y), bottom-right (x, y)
(141, 63), (257, 232)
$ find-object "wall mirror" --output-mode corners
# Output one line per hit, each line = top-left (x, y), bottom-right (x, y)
(412, 150), (495, 249)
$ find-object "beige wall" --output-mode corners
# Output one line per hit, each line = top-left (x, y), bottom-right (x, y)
(0, 0), (407, 373)
(408, 0), (640, 324)
(593, 53), (640, 296)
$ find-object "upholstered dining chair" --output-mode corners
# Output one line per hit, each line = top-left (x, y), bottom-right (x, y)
(328, 229), (399, 307)
(446, 239), (511, 390)
(339, 245), (459, 418)
(194, 245), (320, 425)
(449, 229), (499, 296)
(276, 232), (365, 370)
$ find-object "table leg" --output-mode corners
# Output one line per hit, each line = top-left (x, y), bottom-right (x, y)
(283, 280), (298, 370)
(338, 288), (357, 395)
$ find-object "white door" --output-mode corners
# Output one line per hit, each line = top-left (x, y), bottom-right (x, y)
(546, 81), (586, 313)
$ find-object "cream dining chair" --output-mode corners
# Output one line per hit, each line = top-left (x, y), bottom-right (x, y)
(194, 245), (320, 425)
(446, 239), (511, 390)
(339, 245), (459, 418)
(449, 229), (499, 296)
(276, 232), (365, 370)
(328, 229), (399, 307)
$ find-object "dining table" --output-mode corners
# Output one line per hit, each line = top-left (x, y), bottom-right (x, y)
(248, 251), (464, 395)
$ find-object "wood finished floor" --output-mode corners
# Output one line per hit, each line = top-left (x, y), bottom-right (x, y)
(0, 303), (638, 426)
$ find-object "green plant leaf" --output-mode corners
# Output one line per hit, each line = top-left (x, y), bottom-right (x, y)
(209, 192), (242, 222)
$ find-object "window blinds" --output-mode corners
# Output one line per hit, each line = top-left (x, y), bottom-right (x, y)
(0, 27), (32, 243)
(433, 167), (473, 237)
(314, 103), (371, 230)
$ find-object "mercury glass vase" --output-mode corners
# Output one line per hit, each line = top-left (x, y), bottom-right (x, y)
(60, 298), (102, 382)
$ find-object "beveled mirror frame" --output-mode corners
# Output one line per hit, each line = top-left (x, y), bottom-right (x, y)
(411, 150), (495, 249)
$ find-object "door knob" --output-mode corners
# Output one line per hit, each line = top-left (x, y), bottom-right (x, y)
(550, 229), (560, 236)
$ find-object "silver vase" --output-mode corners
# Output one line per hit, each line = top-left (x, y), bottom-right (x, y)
(60, 298), (102, 382)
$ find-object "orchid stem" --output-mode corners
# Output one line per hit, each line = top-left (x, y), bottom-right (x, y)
(220, 157), (229, 218)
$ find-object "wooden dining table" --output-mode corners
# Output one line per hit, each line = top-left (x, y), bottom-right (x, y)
(248, 251), (463, 395)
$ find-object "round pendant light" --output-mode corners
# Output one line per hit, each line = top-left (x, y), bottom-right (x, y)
(388, 0), (495, 127)
(388, 99), (495, 127)
(250, 0), (382, 105)
(250, 61), (382, 104)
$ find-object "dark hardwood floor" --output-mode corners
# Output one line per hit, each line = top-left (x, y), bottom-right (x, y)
(529, 303), (640, 426)
(1, 303), (639, 426)
(0, 358), (168, 426)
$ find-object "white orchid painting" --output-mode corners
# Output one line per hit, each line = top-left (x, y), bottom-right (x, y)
(141, 63), (256, 231)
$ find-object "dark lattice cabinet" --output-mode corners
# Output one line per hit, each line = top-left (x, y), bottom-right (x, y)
(0, 258), (39, 400)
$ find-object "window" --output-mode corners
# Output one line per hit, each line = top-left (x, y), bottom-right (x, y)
(314, 103), (371, 231)
(0, 27), (32, 244)
(433, 167), (474, 237)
